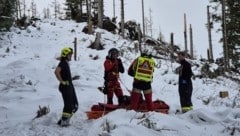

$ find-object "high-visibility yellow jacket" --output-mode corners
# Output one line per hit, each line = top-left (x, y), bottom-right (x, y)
(133, 56), (155, 82)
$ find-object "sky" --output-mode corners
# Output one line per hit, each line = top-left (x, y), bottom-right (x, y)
(0, 18), (240, 136)
(25, 0), (223, 59)
(104, 0), (223, 58)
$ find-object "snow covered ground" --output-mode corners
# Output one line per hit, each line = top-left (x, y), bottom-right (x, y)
(0, 19), (240, 136)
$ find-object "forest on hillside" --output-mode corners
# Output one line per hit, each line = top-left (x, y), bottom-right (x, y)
(0, 0), (239, 73)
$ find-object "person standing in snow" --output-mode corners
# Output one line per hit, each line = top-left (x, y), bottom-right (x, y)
(104, 48), (125, 105)
(128, 49), (155, 111)
(55, 47), (79, 127)
(177, 51), (193, 113)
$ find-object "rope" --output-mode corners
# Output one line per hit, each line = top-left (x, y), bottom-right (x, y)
(119, 77), (131, 94)
(101, 95), (107, 117)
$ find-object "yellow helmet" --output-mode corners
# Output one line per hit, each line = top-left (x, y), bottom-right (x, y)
(61, 47), (73, 57)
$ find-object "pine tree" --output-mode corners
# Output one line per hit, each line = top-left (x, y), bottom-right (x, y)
(209, 0), (240, 70)
(65, 0), (83, 21)
(0, 0), (16, 31)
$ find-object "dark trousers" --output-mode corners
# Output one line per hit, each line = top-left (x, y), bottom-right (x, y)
(59, 84), (78, 114)
(178, 83), (193, 108)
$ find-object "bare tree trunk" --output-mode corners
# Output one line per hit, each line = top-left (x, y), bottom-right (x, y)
(184, 13), (188, 53)
(87, 0), (92, 34)
(47, 8), (50, 18)
(15, 0), (19, 19)
(222, 0), (229, 71)
(80, 0), (83, 16)
(88, 20), (93, 34)
(23, 0), (26, 17)
(54, 0), (57, 19)
(148, 8), (153, 37)
(98, 0), (103, 28)
(86, 0), (89, 14)
(142, 0), (145, 40)
(207, 6), (214, 62)
(31, 0), (36, 17)
(74, 37), (77, 61)
(17, 0), (22, 18)
(27, 9), (30, 17)
(137, 24), (142, 53)
(113, 0), (116, 18)
(189, 24), (194, 59)
(144, 17), (148, 36)
(120, 0), (125, 38)
(170, 33), (174, 62)
(207, 49), (210, 61)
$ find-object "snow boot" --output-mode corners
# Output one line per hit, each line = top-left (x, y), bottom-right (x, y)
(107, 97), (113, 104)
(58, 112), (72, 127)
(118, 96), (125, 107)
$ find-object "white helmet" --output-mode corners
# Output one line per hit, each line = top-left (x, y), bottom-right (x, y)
(141, 46), (152, 57)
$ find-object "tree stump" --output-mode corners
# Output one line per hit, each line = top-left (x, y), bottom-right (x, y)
(89, 32), (104, 50)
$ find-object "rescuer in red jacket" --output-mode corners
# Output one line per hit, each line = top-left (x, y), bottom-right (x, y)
(104, 48), (125, 105)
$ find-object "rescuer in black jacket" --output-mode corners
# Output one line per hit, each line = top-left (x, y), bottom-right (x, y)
(177, 52), (193, 113)
(55, 47), (79, 127)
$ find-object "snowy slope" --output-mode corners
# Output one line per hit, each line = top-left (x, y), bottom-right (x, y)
(0, 19), (240, 136)
(25, 0), (219, 58)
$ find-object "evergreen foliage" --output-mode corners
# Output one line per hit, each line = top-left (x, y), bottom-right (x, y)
(0, 0), (16, 31)
(65, 0), (83, 21)
(209, 0), (240, 70)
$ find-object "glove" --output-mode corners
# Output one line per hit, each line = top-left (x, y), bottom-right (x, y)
(117, 59), (124, 73)
(103, 87), (108, 94)
(181, 80), (187, 84)
(192, 75), (196, 80)
(128, 67), (134, 77)
(117, 58), (122, 64)
(72, 75), (80, 80)
(103, 81), (108, 94)
(61, 81), (69, 86)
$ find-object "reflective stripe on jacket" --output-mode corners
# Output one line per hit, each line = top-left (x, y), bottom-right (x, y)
(134, 56), (155, 82)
